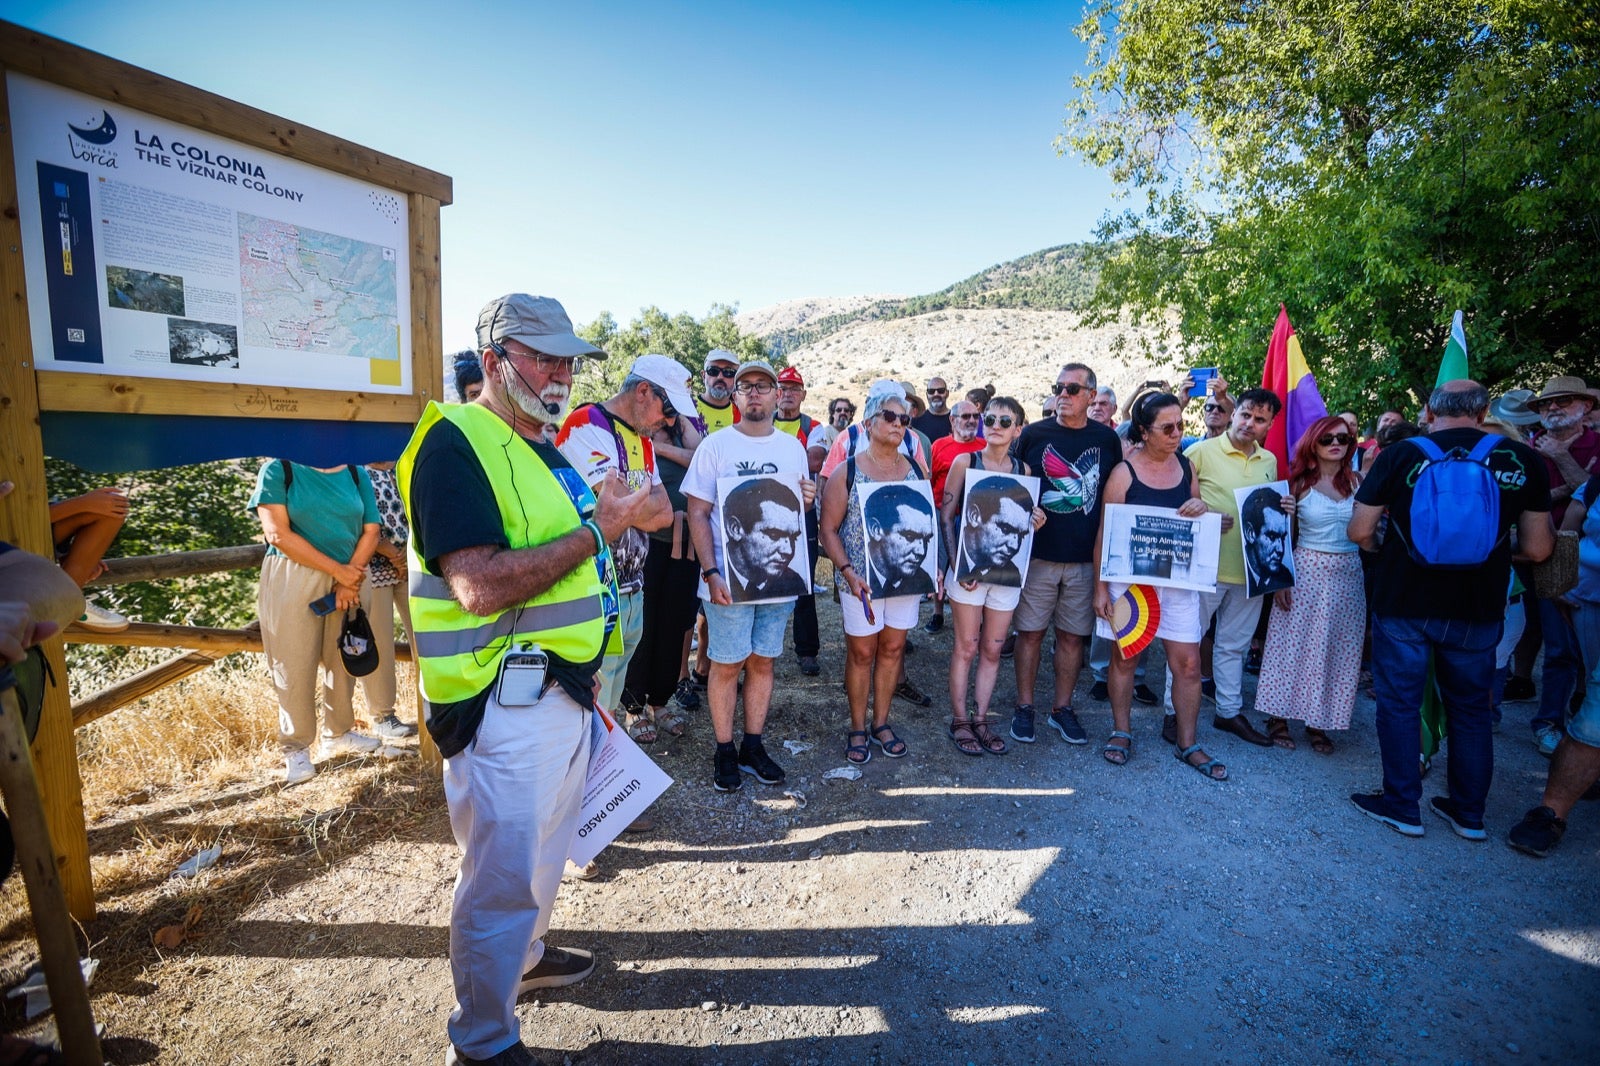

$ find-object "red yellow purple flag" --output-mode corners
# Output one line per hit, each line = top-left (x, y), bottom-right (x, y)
(1259, 305), (1329, 477)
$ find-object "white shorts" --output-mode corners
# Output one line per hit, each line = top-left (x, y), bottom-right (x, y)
(944, 569), (1022, 612)
(1094, 582), (1204, 646)
(839, 589), (921, 637)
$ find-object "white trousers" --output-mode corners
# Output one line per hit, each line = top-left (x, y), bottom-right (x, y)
(1166, 581), (1261, 718)
(445, 684), (592, 1058)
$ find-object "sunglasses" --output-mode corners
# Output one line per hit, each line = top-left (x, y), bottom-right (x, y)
(876, 410), (911, 426)
(1202, 402), (1226, 413)
(927, 388), (948, 396)
(955, 412), (981, 421)
(1317, 432), (1353, 446)
(704, 366), (736, 379)
(982, 414), (1015, 429)
(832, 407), (854, 416)
(1151, 422), (1183, 436)
(1051, 382), (1089, 397)
(649, 385), (677, 418)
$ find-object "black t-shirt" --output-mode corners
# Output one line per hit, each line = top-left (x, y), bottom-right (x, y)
(912, 410), (952, 443)
(408, 418), (602, 758)
(1013, 417), (1122, 563)
(1355, 427), (1550, 622)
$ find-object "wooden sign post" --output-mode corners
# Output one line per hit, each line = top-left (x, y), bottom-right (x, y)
(0, 20), (450, 920)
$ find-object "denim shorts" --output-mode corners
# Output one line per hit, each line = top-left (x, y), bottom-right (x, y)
(703, 598), (795, 664)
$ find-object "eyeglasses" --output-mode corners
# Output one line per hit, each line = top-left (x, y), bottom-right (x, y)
(1317, 432), (1353, 446)
(778, 384), (805, 394)
(1051, 382), (1088, 397)
(955, 413), (981, 422)
(509, 350), (585, 376)
(649, 385), (677, 418)
(735, 380), (774, 395)
(705, 366), (736, 379)
(982, 414), (1015, 429)
(1151, 422), (1183, 436)
(876, 410), (911, 426)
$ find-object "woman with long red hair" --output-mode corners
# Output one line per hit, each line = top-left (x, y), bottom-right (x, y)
(1255, 414), (1365, 752)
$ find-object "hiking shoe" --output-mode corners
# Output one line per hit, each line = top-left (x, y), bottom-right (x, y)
(446, 1041), (543, 1066)
(738, 742), (786, 785)
(319, 730), (382, 757)
(713, 748), (742, 792)
(1089, 680), (1109, 702)
(1429, 797), (1487, 841)
(373, 713), (418, 739)
(894, 680), (932, 707)
(1009, 704), (1036, 743)
(563, 859), (599, 881)
(284, 750), (315, 786)
(1506, 806), (1567, 858)
(517, 946), (595, 993)
(1534, 725), (1562, 758)
(674, 678), (701, 711)
(1133, 683), (1159, 706)
(1048, 706), (1087, 745)
(76, 600), (128, 632)
(798, 655), (820, 677)
(1350, 792), (1423, 837)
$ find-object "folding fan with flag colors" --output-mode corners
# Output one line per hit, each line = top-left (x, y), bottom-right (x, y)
(1111, 585), (1161, 656)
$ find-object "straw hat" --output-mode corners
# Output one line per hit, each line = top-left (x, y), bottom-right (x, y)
(1528, 375), (1596, 410)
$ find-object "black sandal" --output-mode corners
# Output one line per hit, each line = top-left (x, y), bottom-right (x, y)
(845, 730), (872, 764)
(871, 723), (908, 758)
(949, 719), (984, 756)
(971, 717), (1008, 755)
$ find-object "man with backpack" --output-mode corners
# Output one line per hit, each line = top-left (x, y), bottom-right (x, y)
(1348, 379), (1553, 839)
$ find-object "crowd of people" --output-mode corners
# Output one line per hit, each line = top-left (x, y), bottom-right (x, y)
(7, 290), (1596, 1066)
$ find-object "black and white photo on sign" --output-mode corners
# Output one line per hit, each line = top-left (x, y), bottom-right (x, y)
(1235, 481), (1295, 598)
(955, 472), (1041, 588)
(167, 318), (239, 368)
(715, 472), (811, 604)
(1098, 503), (1222, 593)
(859, 478), (939, 599)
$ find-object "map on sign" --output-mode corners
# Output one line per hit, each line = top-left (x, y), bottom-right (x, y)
(238, 213), (398, 360)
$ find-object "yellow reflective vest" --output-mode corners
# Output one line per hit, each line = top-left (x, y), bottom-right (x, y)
(397, 401), (618, 705)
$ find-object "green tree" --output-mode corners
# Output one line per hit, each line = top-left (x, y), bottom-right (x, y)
(1060, 1), (1599, 415)
(572, 304), (774, 406)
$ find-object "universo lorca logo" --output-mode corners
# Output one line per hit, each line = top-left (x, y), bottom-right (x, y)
(67, 108), (118, 168)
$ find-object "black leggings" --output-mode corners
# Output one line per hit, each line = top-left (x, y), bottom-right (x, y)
(624, 537), (703, 707)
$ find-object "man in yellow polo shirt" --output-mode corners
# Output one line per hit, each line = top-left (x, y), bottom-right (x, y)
(696, 349), (741, 432)
(1167, 387), (1295, 747)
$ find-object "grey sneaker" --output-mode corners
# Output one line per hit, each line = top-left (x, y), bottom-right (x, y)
(373, 713), (418, 739)
(1048, 706), (1087, 744)
(516, 946), (595, 993)
(1009, 704), (1036, 743)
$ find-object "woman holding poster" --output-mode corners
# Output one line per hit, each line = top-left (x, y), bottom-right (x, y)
(941, 397), (1045, 755)
(820, 384), (938, 765)
(1254, 415), (1364, 753)
(1093, 394), (1223, 778)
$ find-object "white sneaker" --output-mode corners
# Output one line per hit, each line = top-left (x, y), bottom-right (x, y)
(284, 750), (315, 785)
(76, 600), (128, 632)
(319, 730), (382, 758)
(376, 743), (415, 760)
(563, 859), (599, 881)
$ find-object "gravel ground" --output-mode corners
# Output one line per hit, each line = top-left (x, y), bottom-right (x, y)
(1, 595), (1595, 1064)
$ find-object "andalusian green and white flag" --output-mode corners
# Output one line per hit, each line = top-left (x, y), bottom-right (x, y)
(1421, 309), (1469, 767)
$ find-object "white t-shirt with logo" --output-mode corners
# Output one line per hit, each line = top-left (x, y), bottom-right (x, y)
(681, 426), (810, 601)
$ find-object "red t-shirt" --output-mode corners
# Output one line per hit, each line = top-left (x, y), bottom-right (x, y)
(1535, 426), (1600, 524)
(931, 436), (984, 507)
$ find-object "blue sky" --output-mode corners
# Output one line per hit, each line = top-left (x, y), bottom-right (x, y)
(4, 1), (1115, 345)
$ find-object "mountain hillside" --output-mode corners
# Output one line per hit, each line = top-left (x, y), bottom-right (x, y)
(737, 245), (1182, 420)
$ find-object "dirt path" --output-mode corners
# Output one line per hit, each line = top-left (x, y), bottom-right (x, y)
(2, 598), (1595, 1064)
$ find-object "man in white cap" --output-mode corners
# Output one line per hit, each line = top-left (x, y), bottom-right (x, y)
(557, 354), (687, 743)
(399, 293), (655, 1065)
(697, 349), (742, 433)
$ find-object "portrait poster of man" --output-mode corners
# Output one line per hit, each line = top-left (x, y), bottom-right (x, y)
(1235, 481), (1296, 598)
(716, 473), (811, 604)
(1099, 503), (1222, 593)
(859, 479), (939, 599)
(954, 472), (1040, 588)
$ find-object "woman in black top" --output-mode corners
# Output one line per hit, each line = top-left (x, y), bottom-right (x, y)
(1093, 393), (1224, 780)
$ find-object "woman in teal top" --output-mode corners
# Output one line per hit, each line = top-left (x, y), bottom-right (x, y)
(249, 459), (389, 785)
